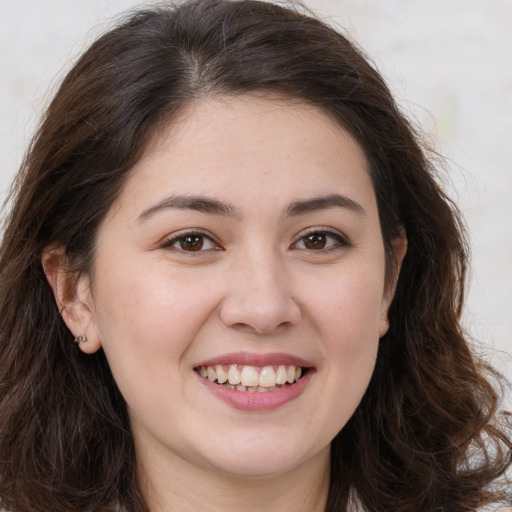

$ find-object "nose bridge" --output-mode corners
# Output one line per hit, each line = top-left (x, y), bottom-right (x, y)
(219, 244), (301, 333)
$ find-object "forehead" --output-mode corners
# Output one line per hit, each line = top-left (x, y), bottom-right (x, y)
(111, 94), (376, 220)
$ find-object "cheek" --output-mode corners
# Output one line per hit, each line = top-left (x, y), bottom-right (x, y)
(304, 268), (383, 402)
(90, 259), (219, 380)
(307, 269), (385, 340)
(95, 253), (207, 329)
(90, 269), (216, 424)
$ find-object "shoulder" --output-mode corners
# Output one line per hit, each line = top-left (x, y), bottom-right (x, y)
(349, 500), (512, 512)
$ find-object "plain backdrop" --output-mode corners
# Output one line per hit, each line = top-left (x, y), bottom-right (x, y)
(1, 0), (511, 405)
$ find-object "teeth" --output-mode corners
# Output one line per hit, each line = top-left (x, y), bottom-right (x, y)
(215, 364), (227, 384)
(259, 366), (276, 388)
(241, 366), (259, 387)
(198, 363), (306, 391)
(276, 365), (288, 385)
(228, 365), (241, 385)
(286, 365), (295, 383)
(207, 366), (217, 381)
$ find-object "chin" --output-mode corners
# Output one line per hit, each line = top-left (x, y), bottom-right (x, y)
(210, 455), (305, 480)
(198, 431), (328, 480)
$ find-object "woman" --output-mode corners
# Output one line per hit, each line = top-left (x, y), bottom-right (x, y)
(0, 1), (510, 511)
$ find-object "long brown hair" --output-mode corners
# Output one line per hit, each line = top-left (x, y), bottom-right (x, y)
(1, 1), (510, 511)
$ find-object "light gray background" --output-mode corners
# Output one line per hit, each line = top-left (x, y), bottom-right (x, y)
(1, 0), (511, 402)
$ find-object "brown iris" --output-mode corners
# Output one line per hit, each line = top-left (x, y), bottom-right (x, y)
(179, 235), (204, 251)
(303, 233), (327, 250)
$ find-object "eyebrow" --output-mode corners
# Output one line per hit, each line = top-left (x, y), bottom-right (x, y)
(284, 194), (365, 218)
(137, 195), (239, 222)
(137, 193), (365, 223)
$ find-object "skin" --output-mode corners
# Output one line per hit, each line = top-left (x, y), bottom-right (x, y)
(44, 94), (406, 512)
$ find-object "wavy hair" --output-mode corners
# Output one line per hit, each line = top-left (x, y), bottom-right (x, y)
(0, 1), (510, 511)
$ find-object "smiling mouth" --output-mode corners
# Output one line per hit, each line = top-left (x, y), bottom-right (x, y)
(196, 364), (307, 392)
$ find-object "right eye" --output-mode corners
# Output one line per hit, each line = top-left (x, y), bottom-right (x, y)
(163, 232), (219, 252)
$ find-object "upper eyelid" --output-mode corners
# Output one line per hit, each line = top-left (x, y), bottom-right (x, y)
(162, 229), (220, 247)
(293, 227), (349, 242)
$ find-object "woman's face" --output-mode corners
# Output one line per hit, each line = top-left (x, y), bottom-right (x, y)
(77, 95), (400, 481)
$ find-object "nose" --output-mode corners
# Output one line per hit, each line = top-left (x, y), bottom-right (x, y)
(219, 252), (302, 334)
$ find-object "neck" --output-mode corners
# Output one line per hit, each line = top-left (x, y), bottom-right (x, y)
(137, 443), (330, 512)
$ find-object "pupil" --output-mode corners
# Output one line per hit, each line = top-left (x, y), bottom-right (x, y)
(305, 233), (326, 250)
(181, 235), (203, 251)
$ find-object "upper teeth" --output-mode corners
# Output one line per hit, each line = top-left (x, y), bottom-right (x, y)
(198, 364), (303, 388)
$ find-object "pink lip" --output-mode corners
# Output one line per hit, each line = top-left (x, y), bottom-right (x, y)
(196, 370), (313, 411)
(196, 351), (314, 368)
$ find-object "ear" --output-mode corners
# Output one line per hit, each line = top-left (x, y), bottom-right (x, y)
(42, 245), (102, 354)
(379, 232), (408, 337)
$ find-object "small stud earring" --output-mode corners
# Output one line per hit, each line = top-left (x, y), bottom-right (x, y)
(74, 335), (88, 344)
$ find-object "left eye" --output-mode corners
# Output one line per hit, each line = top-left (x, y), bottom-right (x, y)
(165, 233), (218, 252)
(293, 231), (346, 251)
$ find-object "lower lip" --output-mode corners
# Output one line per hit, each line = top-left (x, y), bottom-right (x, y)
(196, 371), (313, 411)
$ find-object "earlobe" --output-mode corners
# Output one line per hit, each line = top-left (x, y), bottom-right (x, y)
(41, 245), (102, 354)
(378, 315), (390, 338)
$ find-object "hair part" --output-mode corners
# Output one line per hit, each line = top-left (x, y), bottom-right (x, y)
(0, 1), (510, 511)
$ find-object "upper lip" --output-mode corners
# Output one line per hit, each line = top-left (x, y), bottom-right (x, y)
(195, 351), (314, 368)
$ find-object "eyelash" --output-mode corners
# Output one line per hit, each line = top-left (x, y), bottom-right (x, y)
(291, 228), (350, 252)
(162, 230), (220, 253)
(162, 228), (350, 254)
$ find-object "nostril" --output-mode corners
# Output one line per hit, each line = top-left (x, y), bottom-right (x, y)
(230, 320), (295, 335)
(219, 293), (302, 334)
(217, 257), (303, 332)
(230, 322), (259, 334)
